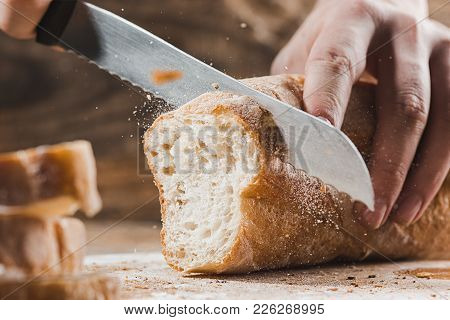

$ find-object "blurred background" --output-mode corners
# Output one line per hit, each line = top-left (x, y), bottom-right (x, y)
(0, 0), (448, 223)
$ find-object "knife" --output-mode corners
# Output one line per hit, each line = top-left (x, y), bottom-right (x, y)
(36, 0), (374, 210)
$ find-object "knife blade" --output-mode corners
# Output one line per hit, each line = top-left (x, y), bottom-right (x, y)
(36, 1), (374, 210)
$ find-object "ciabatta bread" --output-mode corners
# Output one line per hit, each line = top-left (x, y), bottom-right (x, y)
(0, 273), (119, 300)
(0, 140), (102, 217)
(144, 74), (450, 273)
(0, 215), (86, 276)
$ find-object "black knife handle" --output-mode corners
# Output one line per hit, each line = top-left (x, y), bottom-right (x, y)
(36, 0), (77, 46)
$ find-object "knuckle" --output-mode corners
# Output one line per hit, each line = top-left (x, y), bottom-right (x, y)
(348, 0), (376, 20)
(395, 89), (428, 128)
(311, 50), (355, 80)
(393, 12), (418, 29)
(377, 159), (409, 185)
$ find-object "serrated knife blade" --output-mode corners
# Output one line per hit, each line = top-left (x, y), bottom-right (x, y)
(36, 1), (374, 210)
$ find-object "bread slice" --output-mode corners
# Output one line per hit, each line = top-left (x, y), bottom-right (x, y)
(144, 74), (450, 273)
(0, 215), (86, 276)
(0, 140), (102, 217)
(0, 273), (119, 300)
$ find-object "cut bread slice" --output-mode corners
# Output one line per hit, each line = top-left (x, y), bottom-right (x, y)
(144, 74), (450, 274)
(0, 273), (119, 300)
(0, 215), (86, 276)
(146, 111), (260, 271)
(0, 140), (102, 217)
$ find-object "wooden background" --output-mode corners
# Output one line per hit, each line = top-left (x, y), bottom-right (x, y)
(0, 0), (448, 221)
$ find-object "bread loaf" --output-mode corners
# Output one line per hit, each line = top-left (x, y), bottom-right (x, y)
(0, 215), (86, 276)
(0, 140), (102, 217)
(144, 74), (450, 273)
(0, 273), (119, 300)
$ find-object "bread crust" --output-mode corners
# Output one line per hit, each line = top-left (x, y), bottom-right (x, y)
(0, 273), (119, 300)
(145, 74), (449, 273)
(0, 140), (102, 217)
(0, 215), (86, 276)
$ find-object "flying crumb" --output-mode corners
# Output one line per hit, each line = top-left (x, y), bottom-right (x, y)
(151, 69), (183, 85)
(240, 22), (247, 29)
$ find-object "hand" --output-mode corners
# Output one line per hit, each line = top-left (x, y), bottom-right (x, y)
(272, 0), (450, 229)
(0, 0), (51, 39)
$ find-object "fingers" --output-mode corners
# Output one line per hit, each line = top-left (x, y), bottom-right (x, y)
(393, 41), (450, 225)
(302, 9), (377, 127)
(270, 25), (314, 75)
(270, 8), (324, 75)
(359, 23), (431, 229)
(0, 0), (51, 39)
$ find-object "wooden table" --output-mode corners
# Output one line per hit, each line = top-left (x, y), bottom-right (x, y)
(85, 221), (450, 299)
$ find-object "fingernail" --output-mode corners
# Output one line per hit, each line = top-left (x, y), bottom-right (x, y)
(317, 116), (333, 126)
(357, 201), (387, 230)
(393, 195), (422, 226)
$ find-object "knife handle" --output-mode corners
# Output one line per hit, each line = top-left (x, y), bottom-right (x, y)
(36, 0), (77, 46)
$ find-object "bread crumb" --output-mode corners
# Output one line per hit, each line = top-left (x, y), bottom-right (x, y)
(151, 70), (183, 85)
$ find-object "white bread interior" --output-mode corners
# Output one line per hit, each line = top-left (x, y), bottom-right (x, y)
(146, 112), (260, 271)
